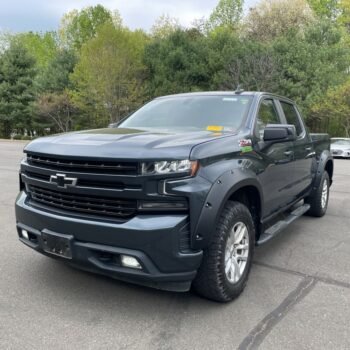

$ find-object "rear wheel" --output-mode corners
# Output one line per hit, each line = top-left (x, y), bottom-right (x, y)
(305, 171), (330, 217)
(192, 201), (255, 302)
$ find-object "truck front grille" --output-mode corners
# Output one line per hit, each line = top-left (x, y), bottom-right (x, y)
(27, 185), (137, 219)
(27, 153), (139, 175)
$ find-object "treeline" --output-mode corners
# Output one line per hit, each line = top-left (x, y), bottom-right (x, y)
(1, 0), (350, 139)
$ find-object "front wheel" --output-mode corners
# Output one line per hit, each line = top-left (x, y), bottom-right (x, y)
(305, 171), (330, 217)
(192, 201), (255, 302)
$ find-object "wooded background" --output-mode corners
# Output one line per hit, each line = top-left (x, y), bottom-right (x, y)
(1, 0), (350, 139)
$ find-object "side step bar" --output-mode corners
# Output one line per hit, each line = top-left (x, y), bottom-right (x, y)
(256, 204), (310, 246)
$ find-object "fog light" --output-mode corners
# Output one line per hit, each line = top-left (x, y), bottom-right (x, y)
(22, 229), (29, 240)
(140, 201), (188, 210)
(121, 255), (142, 269)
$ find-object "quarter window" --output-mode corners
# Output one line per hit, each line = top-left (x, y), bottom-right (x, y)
(281, 102), (303, 136)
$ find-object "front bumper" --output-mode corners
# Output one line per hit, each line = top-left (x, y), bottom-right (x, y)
(15, 192), (203, 292)
(332, 150), (350, 158)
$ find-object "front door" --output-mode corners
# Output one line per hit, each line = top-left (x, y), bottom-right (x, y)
(279, 100), (313, 199)
(254, 98), (296, 217)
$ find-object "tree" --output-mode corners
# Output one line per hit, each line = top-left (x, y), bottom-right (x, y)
(151, 14), (181, 38)
(218, 43), (280, 92)
(14, 31), (58, 70)
(309, 80), (350, 136)
(59, 5), (122, 50)
(307, 0), (339, 20)
(273, 20), (349, 112)
(0, 43), (36, 138)
(0, 31), (12, 53)
(208, 0), (244, 30)
(38, 49), (77, 92)
(338, 0), (350, 31)
(206, 27), (279, 91)
(70, 22), (148, 126)
(35, 91), (76, 133)
(144, 29), (210, 98)
(244, 0), (315, 41)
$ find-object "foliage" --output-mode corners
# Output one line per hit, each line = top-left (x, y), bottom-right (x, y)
(272, 20), (349, 113)
(38, 49), (77, 93)
(71, 22), (148, 126)
(14, 31), (58, 69)
(0, 43), (36, 138)
(307, 0), (340, 20)
(1, 1), (350, 138)
(151, 14), (182, 38)
(338, 0), (350, 31)
(144, 29), (210, 97)
(207, 29), (279, 91)
(35, 91), (76, 133)
(59, 5), (122, 50)
(208, 0), (243, 30)
(309, 80), (350, 137)
(244, 0), (315, 41)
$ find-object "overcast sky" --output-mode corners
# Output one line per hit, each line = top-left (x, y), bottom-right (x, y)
(0, 0), (259, 33)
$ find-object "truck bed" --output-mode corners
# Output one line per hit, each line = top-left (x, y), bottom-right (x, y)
(310, 133), (330, 156)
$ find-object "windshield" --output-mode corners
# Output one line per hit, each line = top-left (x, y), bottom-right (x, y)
(332, 139), (350, 146)
(119, 95), (253, 132)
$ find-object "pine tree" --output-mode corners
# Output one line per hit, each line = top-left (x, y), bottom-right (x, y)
(0, 43), (36, 138)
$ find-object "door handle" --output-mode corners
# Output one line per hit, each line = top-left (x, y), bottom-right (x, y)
(284, 151), (294, 157)
(305, 147), (312, 151)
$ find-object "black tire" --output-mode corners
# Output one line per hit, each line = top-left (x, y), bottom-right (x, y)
(192, 201), (255, 302)
(305, 171), (330, 217)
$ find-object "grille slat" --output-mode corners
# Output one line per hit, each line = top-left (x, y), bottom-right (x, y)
(27, 153), (138, 175)
(28, 185), (137, 219)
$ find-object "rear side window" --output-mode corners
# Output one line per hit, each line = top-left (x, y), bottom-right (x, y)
(256, 99), (281, 139)
(281, 102), (303, 136)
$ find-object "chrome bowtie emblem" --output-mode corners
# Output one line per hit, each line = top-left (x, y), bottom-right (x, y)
(50, 173), (77, 188)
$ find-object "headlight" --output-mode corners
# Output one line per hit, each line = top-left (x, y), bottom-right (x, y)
(141, 160), (199, 176)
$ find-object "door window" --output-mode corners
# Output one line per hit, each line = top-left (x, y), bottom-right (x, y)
(256, 99), (281, 139)
(280, 102), (304, 136)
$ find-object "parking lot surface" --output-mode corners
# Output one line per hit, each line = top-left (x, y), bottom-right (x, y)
(1, 140), (349, 349)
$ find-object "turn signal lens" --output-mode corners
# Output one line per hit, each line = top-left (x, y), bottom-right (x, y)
(190, 160), (199, 176)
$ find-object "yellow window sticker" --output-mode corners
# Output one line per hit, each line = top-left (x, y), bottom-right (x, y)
(207, 125), (224, 132)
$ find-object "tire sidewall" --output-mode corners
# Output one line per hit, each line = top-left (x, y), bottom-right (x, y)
(220, 204), (255, 297)
(319, 172), (330, 215)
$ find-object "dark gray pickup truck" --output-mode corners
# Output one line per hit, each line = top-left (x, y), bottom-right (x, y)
(15, 91), (333, 302)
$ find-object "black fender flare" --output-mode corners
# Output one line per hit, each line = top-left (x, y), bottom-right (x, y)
(311, 150), (333, 193)
(192, 169), (264, 250)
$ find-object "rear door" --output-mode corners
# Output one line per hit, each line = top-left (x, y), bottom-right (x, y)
(254, 97), (296, 217)
(279, 100), (313, 199)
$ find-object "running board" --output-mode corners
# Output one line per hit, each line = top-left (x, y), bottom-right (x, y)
(256, 204), (310, 246)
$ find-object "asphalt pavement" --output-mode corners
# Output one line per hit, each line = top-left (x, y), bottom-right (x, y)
(0, 140), (349, 350)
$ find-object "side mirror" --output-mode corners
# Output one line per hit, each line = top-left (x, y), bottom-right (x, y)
(263, 124), (296, 143)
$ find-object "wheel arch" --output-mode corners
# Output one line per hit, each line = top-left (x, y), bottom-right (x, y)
(314, 150), (334, 190)
(228, 185), (262, 241)
(193, 171), (263, 250)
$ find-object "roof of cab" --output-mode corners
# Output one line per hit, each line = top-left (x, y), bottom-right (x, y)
(156, 91), (295, 104)
(156, 91), (258, 98)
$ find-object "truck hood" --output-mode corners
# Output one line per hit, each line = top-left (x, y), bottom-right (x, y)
(25, 128), (230, 160)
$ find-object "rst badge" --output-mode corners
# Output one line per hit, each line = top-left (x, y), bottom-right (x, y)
(239, 139), (253, 153)
(50, 173), (77, 188)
